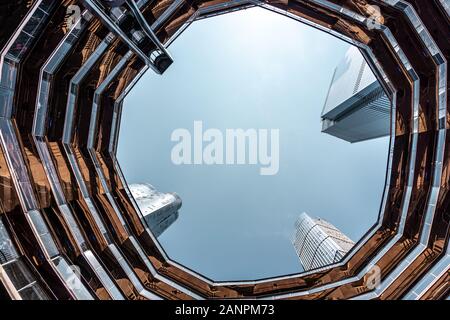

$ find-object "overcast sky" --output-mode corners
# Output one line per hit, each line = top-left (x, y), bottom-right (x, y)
(118, 7), (390, 281)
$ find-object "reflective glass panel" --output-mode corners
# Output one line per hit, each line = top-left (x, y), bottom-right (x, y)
(118, 8), (390, 281)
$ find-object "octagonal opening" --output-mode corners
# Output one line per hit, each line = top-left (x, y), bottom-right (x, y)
(117, 7), (391, 281)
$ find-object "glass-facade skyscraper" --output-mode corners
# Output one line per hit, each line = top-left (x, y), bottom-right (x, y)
(292, 213), (355, 271)
(130, 184), (181, 237)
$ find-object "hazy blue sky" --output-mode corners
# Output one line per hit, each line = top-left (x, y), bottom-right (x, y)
(118, 7), (390, 281)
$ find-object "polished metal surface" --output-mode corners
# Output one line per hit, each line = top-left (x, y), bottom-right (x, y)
(0, 0), (448, 299)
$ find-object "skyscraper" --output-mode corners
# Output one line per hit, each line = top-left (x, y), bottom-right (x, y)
(292, 212), (355, 271)
(129, 183), (181, 237)
(321, 46), (391, 143)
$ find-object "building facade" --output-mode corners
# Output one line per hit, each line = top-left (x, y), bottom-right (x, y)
(321, 46), (391, 143)
(129, 184), (181, 237)
(292, 213), (355, 271)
